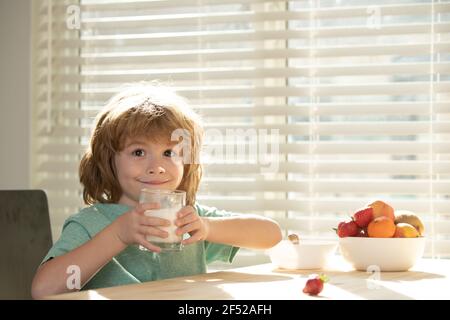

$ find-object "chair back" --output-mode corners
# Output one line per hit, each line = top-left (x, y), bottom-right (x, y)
(0, 190), (52, 299)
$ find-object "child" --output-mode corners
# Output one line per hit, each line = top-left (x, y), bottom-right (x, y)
(31, 83), (282, 298)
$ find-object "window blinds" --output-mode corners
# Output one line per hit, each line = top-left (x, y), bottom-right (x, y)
(33, 0), (450, 260)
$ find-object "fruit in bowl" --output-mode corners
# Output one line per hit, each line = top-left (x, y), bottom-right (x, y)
(334, 200), (426, 271)
(367, 200), (395, 221)
(394, 223), (420, 238)
(266, 234), (337, 270)
(367, 216), (396, 238)
(394, 210), (425, 235)
(335, 200), (425, 239)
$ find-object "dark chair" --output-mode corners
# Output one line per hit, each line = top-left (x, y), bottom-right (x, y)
(0, 190), (52, 299)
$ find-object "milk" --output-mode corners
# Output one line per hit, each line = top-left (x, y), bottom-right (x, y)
(144, 208), (181, 243)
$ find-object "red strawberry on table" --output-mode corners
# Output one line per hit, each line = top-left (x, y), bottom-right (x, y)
(303, 274), (329, 296)
(335, 220), (359, 237)
(352, 207), (374, 228)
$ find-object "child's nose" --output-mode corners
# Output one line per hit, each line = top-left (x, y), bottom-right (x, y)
(148, 166), (166, 174)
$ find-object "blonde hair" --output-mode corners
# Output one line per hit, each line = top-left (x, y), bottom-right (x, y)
(79, 83), (203, 206)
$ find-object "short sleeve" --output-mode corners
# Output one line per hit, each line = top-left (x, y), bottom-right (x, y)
(41, 221), (91, 264)
(195, 204), (240, 264)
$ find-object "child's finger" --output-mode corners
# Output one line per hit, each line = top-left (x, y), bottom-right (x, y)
(138, 226), (168, 239)
(176, 220), (201, 235)
(175, 212), (197, 227)
(177, 205), (195, 218)
(140, 216), (171, 227)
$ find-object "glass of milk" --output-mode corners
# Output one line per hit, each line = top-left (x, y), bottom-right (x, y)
(139, 189), (186, 252)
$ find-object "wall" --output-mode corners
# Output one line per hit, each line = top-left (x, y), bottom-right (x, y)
(0, 0), (32, 189)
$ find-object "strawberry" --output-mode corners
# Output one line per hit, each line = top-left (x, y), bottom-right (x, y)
(352, 207), (374, 228)
(335, 220), (359, 237)
(303, 274), (329, 296)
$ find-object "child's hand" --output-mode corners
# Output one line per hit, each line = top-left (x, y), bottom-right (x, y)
(112, 202), (171, 253)
(175, 206), (210, 245)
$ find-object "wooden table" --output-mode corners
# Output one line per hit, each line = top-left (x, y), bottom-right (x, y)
(47, 257), (450, 300)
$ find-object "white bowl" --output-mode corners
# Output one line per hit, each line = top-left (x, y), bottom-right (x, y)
(339, 237), (426, 272)
(266, 240), (338, 270)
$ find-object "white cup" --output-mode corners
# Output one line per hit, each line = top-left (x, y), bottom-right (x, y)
(139, 189), (186, 252)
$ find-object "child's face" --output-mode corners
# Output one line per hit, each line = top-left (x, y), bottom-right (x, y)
(114, 137), (184, 206)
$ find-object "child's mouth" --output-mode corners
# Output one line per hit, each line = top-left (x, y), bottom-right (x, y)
(140, 180), (169, 186)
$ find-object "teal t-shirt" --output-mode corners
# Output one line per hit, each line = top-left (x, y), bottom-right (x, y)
(42, 203), (240, 290)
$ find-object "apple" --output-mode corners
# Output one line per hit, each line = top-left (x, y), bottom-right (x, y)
(367, 200), (395, 221)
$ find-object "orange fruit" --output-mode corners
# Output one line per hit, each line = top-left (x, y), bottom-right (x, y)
(367, 216), (396, 238)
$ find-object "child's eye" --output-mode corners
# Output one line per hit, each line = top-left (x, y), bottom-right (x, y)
(131, 149), (146, 157)
(164, 149), (177, 157)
